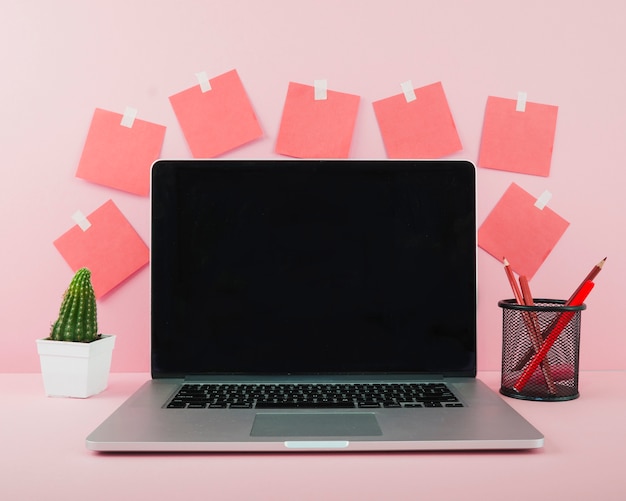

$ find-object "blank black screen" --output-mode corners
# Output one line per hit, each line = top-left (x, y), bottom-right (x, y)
(151, 160), (476, 377)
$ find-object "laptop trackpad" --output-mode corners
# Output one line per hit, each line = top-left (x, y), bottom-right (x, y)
(250, 413), (382, 437)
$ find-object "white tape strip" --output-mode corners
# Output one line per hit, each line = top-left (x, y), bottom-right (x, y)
(534, 190), (552, 210)
(516, 91), (527, 112)
(120, 106), (138, 128)
(314, 79), (327, 100)
(400, 81), (416, 103)
(72, 210), (91, 231)
(195, 71), (212, 93)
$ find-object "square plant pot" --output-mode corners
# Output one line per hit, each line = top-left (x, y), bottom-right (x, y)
(36, 335), (115, 398)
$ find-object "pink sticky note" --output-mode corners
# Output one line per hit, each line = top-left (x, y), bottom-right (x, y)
(478, 96), (558, 177)
(275, 82), (360, 158)
(75, 108), (166, 196)
(169, 69), (263, 157)
(478, 183), (569, 279)
(53, 200), (150, 298)
(372, 81), (462, 158)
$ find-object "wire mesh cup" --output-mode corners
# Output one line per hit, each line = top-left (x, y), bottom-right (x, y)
(499, 299), (586, 401)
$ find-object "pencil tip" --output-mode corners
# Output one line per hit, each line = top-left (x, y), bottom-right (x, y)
(598, 257), (607, 267)
(503, 257), (509, 266)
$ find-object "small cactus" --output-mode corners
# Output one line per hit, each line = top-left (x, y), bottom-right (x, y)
(49, 268), (99, 342)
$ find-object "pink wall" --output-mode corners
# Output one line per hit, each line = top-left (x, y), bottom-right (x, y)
(2, 1), (624, 372)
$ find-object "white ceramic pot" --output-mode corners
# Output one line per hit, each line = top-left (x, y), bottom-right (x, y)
(36, 335), (116, 398)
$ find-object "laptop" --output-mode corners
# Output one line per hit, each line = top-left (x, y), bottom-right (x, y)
(86, 159), (543, 452)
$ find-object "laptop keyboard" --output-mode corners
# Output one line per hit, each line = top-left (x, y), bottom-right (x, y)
(166, 382), (463, 409)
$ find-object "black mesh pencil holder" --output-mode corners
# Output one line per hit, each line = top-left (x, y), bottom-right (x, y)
(498, 299), (586, 401)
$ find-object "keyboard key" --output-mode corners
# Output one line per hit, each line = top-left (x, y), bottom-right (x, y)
(382, 401), (401, 408)
(255, 401), (355, 409)
(424, 401), (443, 408)
(229, 403), (253, 409)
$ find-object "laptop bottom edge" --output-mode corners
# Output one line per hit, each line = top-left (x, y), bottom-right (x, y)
(85, 378), (544, 452)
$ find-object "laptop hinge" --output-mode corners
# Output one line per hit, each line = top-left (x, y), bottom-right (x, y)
(182, 374), (446, 383)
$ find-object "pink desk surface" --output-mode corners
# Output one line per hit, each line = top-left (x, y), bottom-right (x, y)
(2, 371), (625, 500)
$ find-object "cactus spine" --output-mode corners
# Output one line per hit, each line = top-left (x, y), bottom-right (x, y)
(50, 268), (99, 342)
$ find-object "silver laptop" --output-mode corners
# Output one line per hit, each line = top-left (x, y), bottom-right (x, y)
(86, 159), (543, 452)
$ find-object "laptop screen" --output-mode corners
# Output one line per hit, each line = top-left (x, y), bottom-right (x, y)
(151, 160), (476, 378)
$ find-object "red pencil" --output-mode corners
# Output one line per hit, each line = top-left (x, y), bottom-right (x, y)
(503, 259), (556, 393)
(503, 258), (524, 304)
(513, 257), (606, 371)
(565, 257), (605, 305)
(514, 280), (595, 393)
(518, 275), (556, 394)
